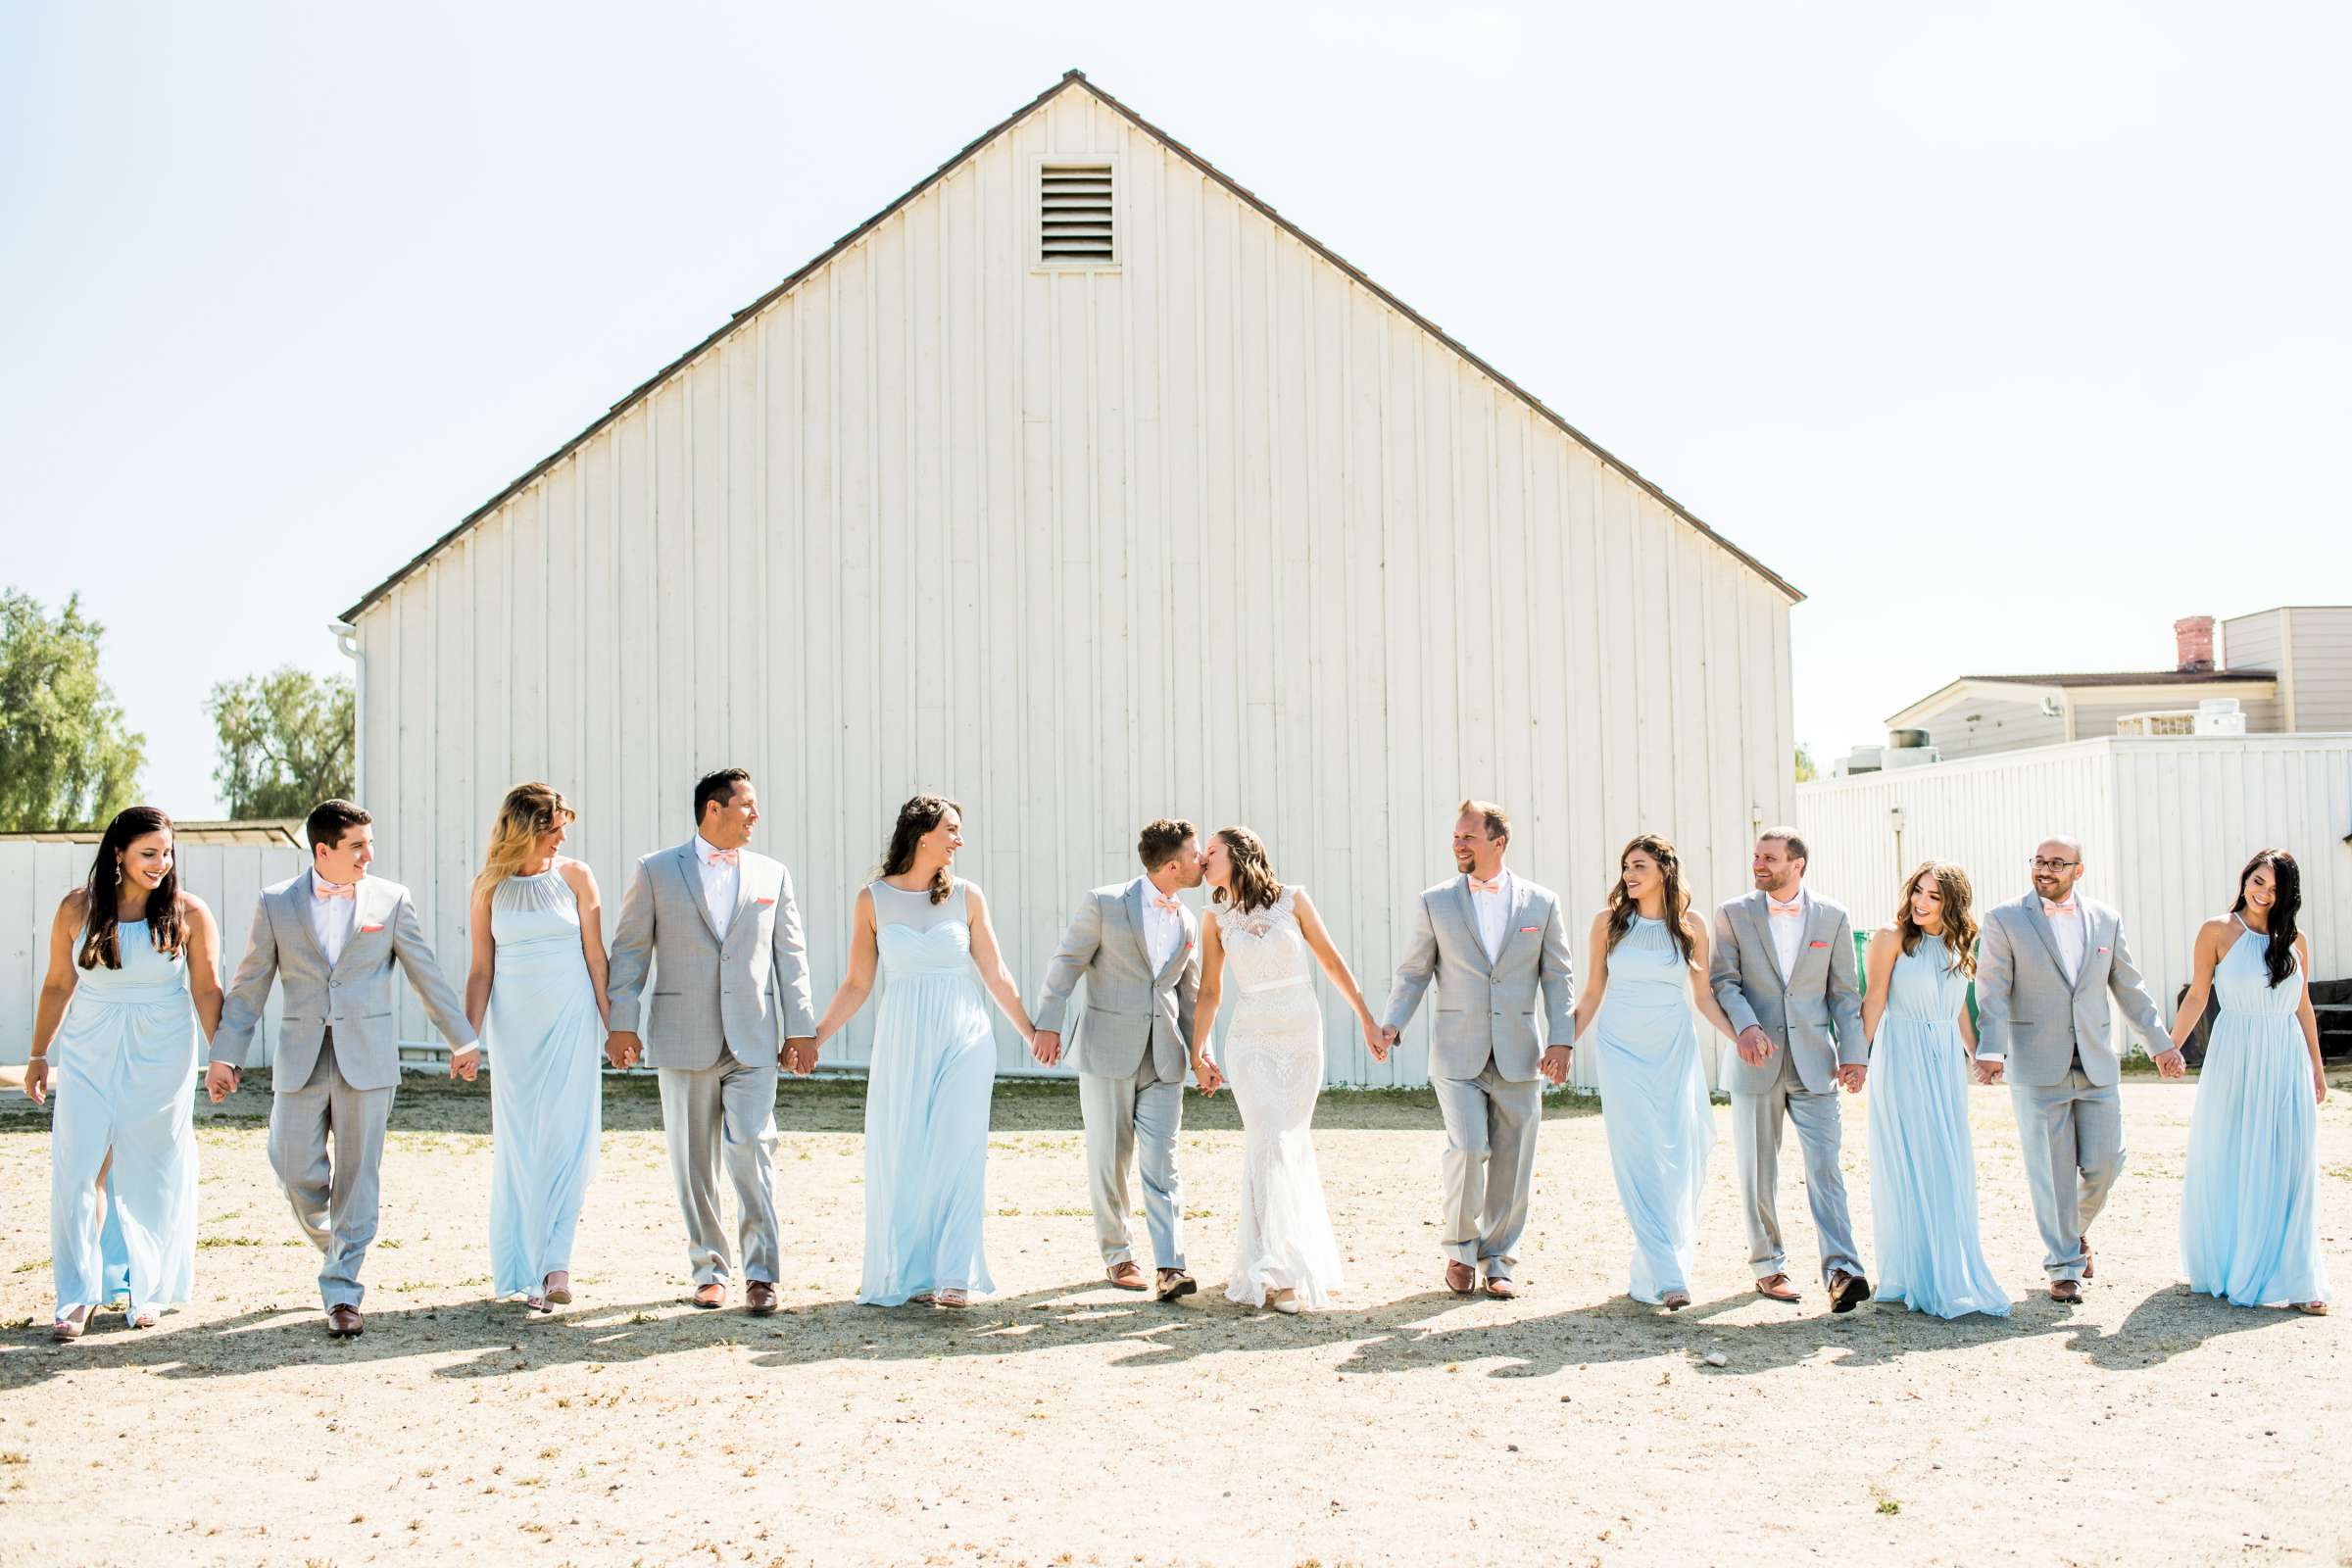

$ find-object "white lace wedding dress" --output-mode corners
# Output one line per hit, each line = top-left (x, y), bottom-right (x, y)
(1215, 888), (1345, 1309)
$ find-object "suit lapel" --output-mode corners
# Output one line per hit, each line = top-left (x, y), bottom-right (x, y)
(2021, 894), (2068, 978)
(280, 876), (330, 974)
(328, 881), (381, 978)
(1121, 879), (1149, 964)
(1797, 897), (1835, 982)
(672, 844), (722, 944)
(1494, 878), (1537, 969)
(1746, 893), (1788, 989)
(1153, 906), (1195, 988)
(726, 853), (761, 946)
(2070, 904), (2104, 995)
(1450, 875), (1484, 966)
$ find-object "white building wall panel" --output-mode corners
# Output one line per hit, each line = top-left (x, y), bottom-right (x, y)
(0, 842), (308, 1065)
(2287, 608), (2352, 732)
(350, 85), (1795, 1088)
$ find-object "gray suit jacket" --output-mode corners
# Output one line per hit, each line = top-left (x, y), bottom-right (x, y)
(211, 873), (475, 1093)
(604, 841), (818, 1071)
(1032, 880), (1200, 1082)
(1974, 892), (2169, 1088)
(1709, 889), (1865, 1097)
(1381, 873), (1576, 1083)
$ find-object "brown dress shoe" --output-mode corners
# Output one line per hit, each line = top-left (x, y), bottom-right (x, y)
(1484, 1276), (1520, 1300)
(745, 1281), (780, 1317)
(1445, 1261), (1477, 1296)
(2049, 1279), (2082, 1302)
(1106, 1261), (1148, 1291)
(690, 1283), (726, 1309)
(327, 1305), (364, 1339)
(1154, 1269), (1198, 1301)
(1754, 1273), (1800, 1302)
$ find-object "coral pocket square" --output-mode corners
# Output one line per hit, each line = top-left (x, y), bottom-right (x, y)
(1808, 940), (1829, 949)
(1519, 926), (1540, 933)
(756, 897), (776, 906)
(360, 924), (385, 934)
(2097, 946), (2109, 954)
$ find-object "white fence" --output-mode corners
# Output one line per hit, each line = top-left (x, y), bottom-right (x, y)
(1796, 735), (2352, 1030)
(0, 840), (308, 1067)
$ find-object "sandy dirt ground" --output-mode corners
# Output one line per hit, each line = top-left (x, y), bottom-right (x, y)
(2, 1066), (2347, 1567)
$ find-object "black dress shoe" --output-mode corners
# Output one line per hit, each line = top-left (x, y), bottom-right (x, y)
(1828, 1270), (1870, 1314)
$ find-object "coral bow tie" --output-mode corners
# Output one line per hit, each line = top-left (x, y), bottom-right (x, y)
(313, 882), (356, 902)
(1470, 877), (1503, 896)
(1151, 893), (1183, 914)
(1769, 903), (1804, 919)
(706, 848), (740, 866)
(2041, 898), (2076, 915)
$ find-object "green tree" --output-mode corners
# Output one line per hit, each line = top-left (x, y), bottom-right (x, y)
(1793, 743), (1818, 784)
(0, 588), (145, 830)
(207, 665), (355, 819)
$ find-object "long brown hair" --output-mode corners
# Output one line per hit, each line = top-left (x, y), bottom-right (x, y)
(1895, 860), (1978, 977)
(880, 794), (961, 905)
(1605, 833), (1694, 963)
(1210, 825), (1284, 915)
(2231, 849), (2301, 989)
(78, 808), (183, 968)
(473, 782), (575, 898)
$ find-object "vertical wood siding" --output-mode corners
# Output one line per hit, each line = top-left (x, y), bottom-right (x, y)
(353, 87), (1795, 1087)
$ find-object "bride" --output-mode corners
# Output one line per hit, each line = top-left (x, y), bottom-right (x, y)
(1192, 826), (1382, 1313)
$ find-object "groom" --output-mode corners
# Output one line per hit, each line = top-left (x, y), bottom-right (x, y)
(1378, 801), (1576, 1299)
(605, 767), (817, 1316)
(205, 799), (478, 1338)
(1709, 827), (1870, 1310)
(1031, 818), (1203, 1301)
(1974, 834), (2181, 1301)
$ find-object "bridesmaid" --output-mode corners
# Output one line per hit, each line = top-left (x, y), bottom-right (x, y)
(813, 796), (1037, 1309)
(2176, 850), (2330, 1314)
(1862, 862), (2010, 1319)
(26, 808), (221, 1342)
(1572, 835), (1735, 1310)
(464, 783), (609, 1312)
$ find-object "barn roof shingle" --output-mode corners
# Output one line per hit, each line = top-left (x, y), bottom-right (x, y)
(342, 70), (1801, 623)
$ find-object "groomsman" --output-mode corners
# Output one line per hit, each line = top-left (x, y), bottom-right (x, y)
(605, 768), (817, 1316)
(1378, 802), (1576, 1299)
(205, 800), (478, 1338)
(1709, 828), (1871, 1310)
(1973, 835), (2181, 1301)
(1031, 819), (1204, 1301)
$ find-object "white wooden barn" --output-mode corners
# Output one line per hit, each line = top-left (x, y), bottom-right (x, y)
(333, 72), (1802, 1088)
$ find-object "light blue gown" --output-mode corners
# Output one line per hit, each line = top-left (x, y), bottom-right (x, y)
(2180, 923), (2330, 1307)
(858, 879), (998, 1305)
(1866, 937), (2011, 1318)
(485, 868), (604, 1299)
(1592, 915), (1715, 1303)
(48, 917), (200, 1320)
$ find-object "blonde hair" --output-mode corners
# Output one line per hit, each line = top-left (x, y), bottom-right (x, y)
(1210, 825), (1284, 915)
(1458, 799), (1510, 845)
(474, 782), (575, 897)
(1895, 859), (1978, 977)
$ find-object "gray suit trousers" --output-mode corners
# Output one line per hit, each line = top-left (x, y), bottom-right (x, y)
(268, 1030), (397, 1310)
(658, 1053), (781, 1286)
(1078, 1053), (1186, 1271)
(1732, 1044), (1861, 1285)
(2009, 1070), (2125, 1281)
(1431, 1058), (1543, 1277)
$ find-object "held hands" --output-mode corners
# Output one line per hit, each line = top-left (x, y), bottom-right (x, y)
(2150, 1047), (2187, 1081)
(1836, 1062), (1867, 1094)
(780, 1038), (818, 1076)
(204, 1061), (240, 1102)
(23, 1058), (49, 1105)
(1357, 1015), (1386, 1060)
(1734, 1026), (1776, 1067)
(1972, 1057), (2005, 1086)
(1371, 1025), (1399, 1063)
(449, 1047), (481, 1083)
(1030, 1029), (1062, 1068)
(1192, 1052), (1224, 1096)
(605, 1029), (644, 1070)
(1539, 1045), (1572, 1087)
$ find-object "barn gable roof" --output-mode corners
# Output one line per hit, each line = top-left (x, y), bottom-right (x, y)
(343, 70), (1800, 623)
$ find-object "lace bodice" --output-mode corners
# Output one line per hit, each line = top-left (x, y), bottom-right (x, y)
(1215, 887), (1310, 992)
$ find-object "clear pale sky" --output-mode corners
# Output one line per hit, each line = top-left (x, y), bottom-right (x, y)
(4, 2), (2345, 816)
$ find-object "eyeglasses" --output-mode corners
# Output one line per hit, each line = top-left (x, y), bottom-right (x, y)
(2028, 858), (2080, 872)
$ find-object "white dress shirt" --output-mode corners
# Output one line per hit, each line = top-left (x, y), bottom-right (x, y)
(1766, 887), (1808, 982)
(2044, 894), (2085, 985)
(694, 833), (742, 941)
(310, 871), (361, 966)
(1137, 878), (1185, 971)
(1469, 868), (1513, 961)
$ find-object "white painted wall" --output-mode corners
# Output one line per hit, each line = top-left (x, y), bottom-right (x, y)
(0, 841), (307, 1066)
(1797, 735), (2352, 1037)
(345, 80), (1797, 1088)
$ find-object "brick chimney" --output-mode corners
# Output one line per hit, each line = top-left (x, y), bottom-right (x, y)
(2175, 614), (2215, 672)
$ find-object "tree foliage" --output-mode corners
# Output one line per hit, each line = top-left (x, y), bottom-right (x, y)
(0, 588), (145, 831)
(207, 665), (355, 820)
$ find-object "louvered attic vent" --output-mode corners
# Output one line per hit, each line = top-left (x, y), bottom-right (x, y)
(1040, 163), (1114, 264)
